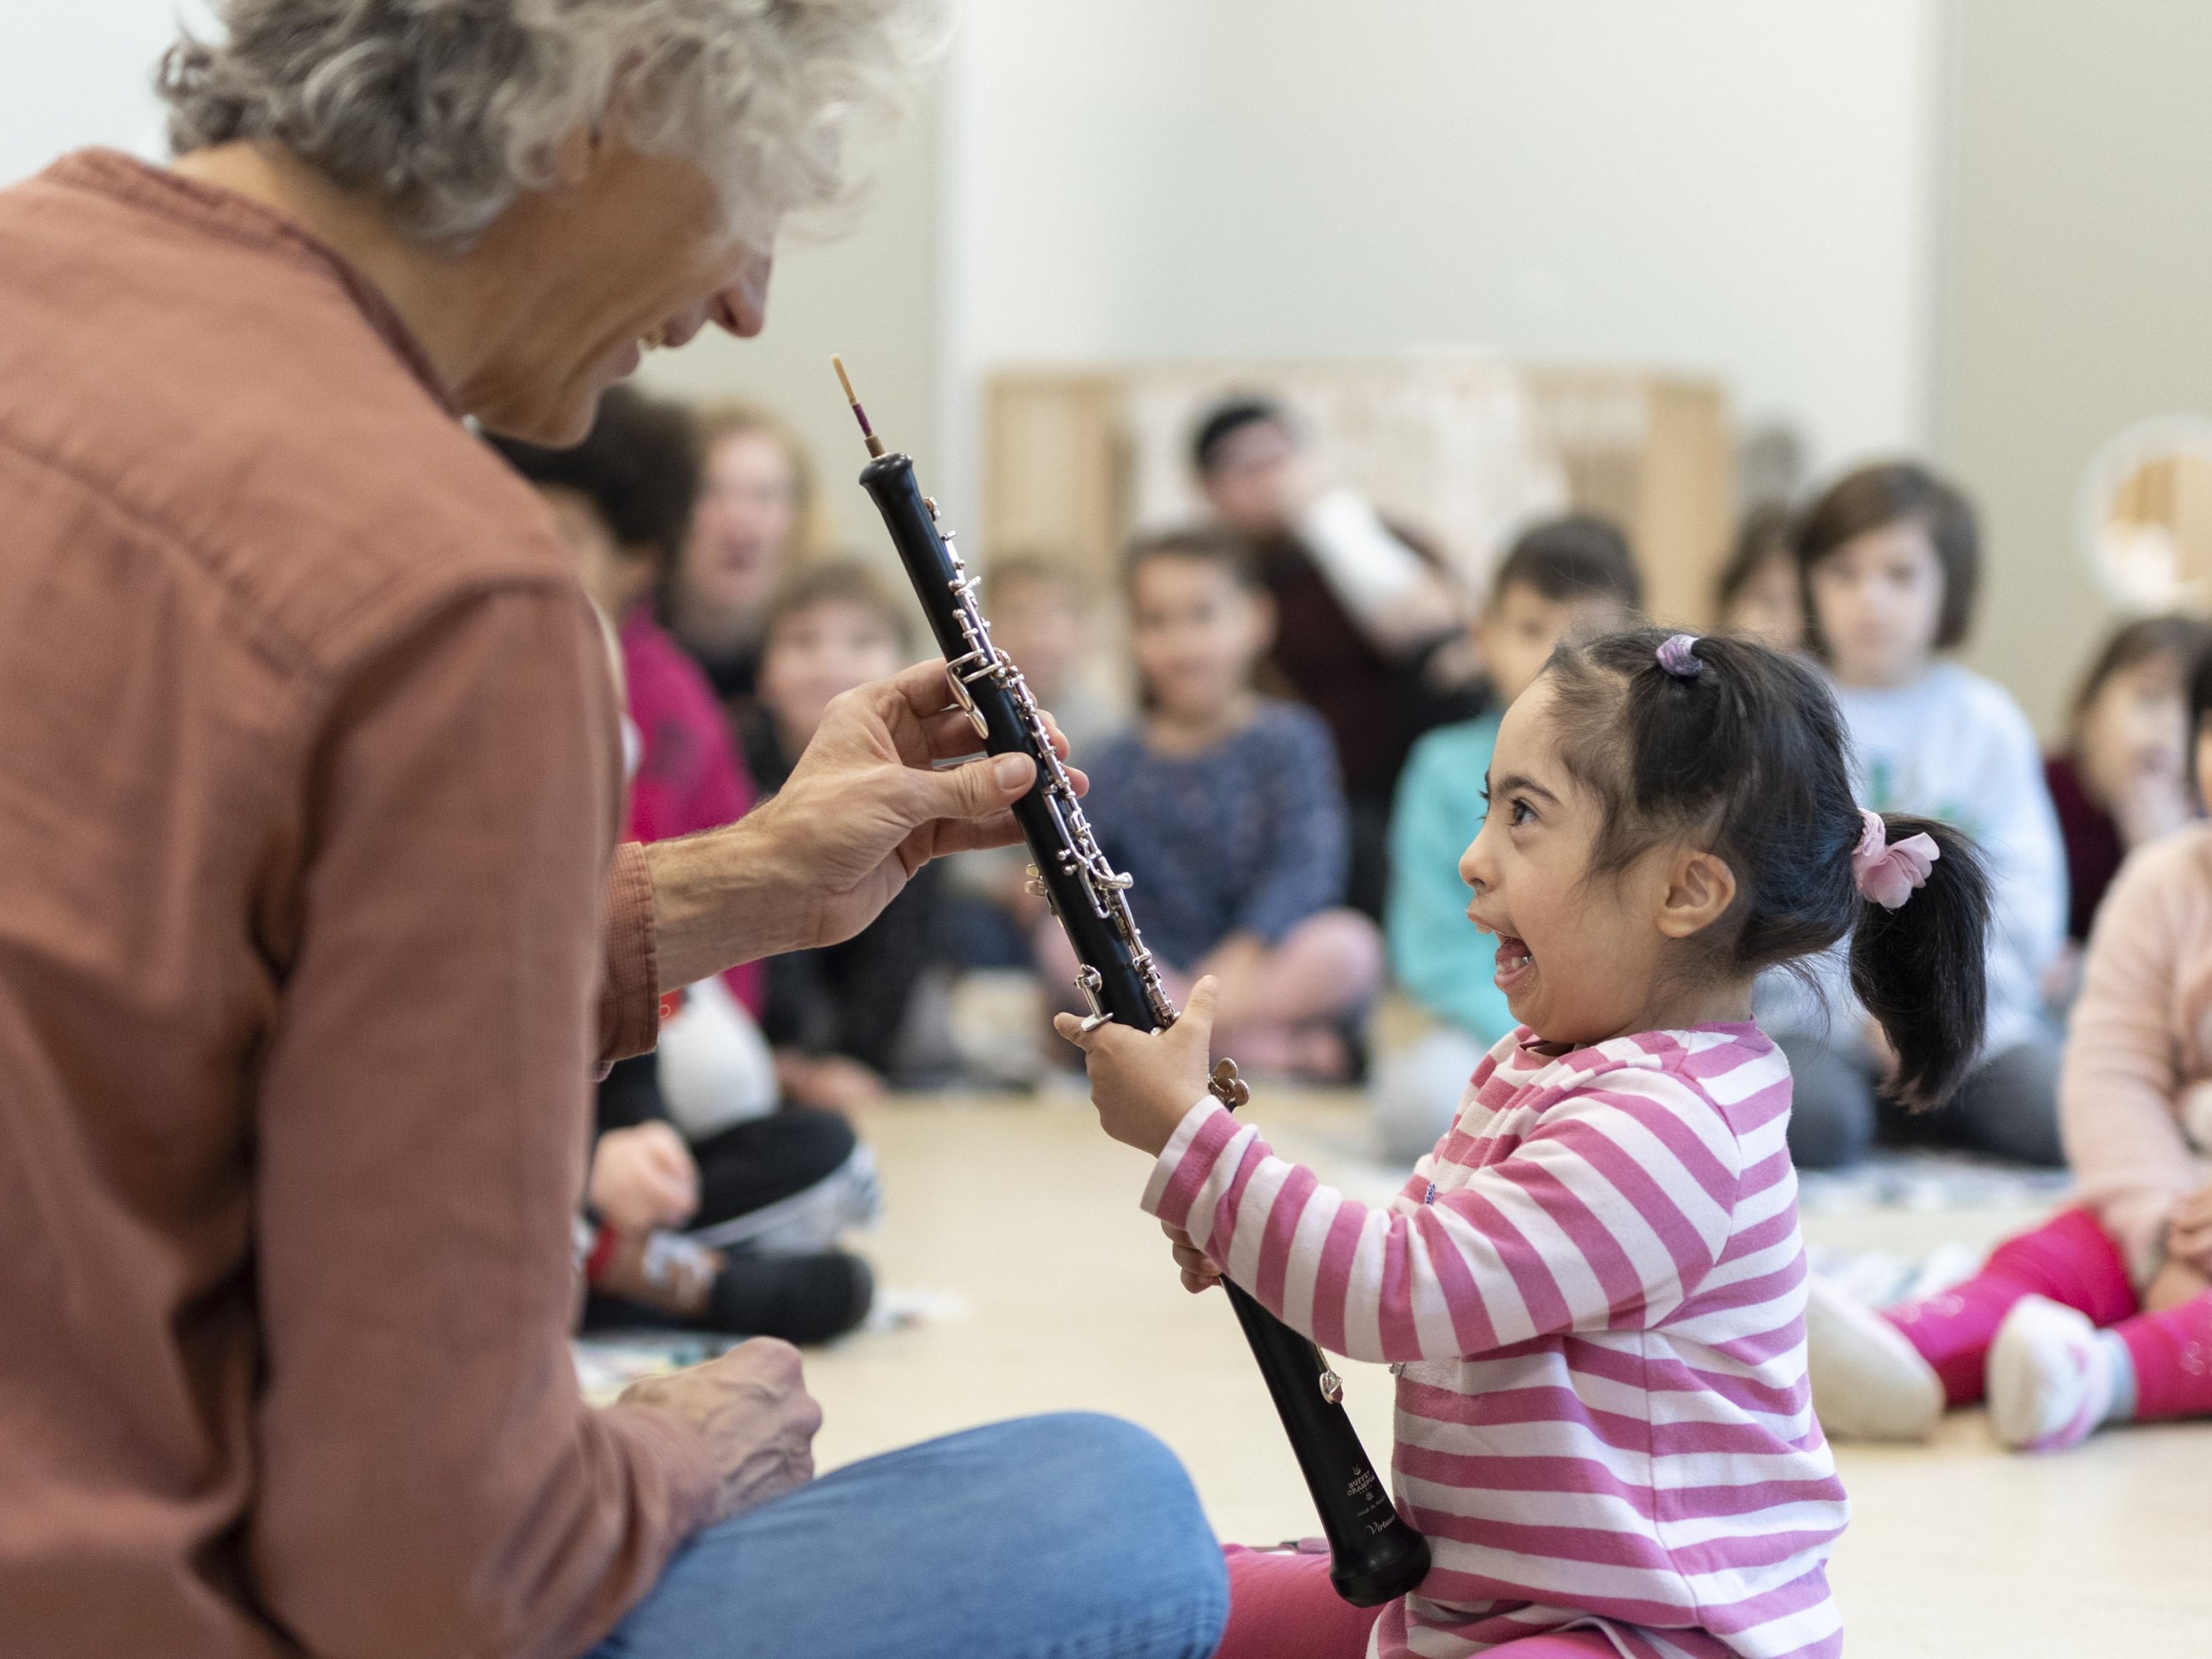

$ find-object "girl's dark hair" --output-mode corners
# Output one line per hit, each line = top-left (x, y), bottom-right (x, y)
(1794, 462), (1980, 652)
(2067, 613), (2212, 731)
(1714, 502), (1793, 611)
(487, 386), (698, 567)
(1544, 627), (1992, 1109)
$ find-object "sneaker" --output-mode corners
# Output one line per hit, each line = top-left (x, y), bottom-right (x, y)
(1987, 1295), (2114, 1452)
(707, 1250), (874, 1346)
(1804, 1273), (1944, 1441)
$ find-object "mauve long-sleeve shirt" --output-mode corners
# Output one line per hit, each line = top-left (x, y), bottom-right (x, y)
(0, 152), (709, 1659)
(2060, 821), (2212, 1285)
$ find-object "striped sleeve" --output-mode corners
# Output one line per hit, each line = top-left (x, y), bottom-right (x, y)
(1141, 1071), (1742, 1365)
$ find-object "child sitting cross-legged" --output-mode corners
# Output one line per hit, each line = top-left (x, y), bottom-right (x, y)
(1768, 462), (2067, 1169)
(1039, 530), (1383, 1081)
(1804, 640), (2212, 1451)
(1378, 514), (1642, 1159)
(1057, 628), (1998, 1659)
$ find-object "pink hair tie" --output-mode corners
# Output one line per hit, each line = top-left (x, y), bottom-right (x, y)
(1655, 633), (1703, 678)
(1852, 808), (1940, 908)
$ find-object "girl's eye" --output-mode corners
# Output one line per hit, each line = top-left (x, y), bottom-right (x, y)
(1509, 798), (1535, 827)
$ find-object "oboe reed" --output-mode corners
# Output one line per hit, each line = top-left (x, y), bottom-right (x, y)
(830, 353), (885, 459)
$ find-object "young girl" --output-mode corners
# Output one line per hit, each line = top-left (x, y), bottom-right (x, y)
(1380, 515), (1643, 1158)
(1767, 462), (2066, 1169)
(1713, 504), (1804, 653)
(2042, 615), (2209, 959)
(1040, 530), (1383, 1081)
(1058, 628), (1995, 1659)
(1807, 641), (2212, 1451)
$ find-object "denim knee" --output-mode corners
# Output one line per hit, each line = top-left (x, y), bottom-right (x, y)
(1008, 1413), (1228, 1649)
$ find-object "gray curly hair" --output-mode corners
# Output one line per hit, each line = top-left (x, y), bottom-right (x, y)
(157, 0), (947, 247)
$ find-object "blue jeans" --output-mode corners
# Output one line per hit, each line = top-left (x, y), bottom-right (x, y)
(588, 1413), (1228, 1659)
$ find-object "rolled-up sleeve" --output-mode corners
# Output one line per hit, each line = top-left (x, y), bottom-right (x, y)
(601, 840), (661, 1066)
(246, 585), (714, 1659)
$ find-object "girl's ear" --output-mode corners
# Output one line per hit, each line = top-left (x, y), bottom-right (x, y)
(1655, 845), (1738, 940)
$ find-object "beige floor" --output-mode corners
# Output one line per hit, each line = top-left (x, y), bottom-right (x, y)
(806, 1091), (2211, 1658)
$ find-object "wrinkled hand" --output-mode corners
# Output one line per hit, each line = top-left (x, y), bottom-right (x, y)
(1054, 976), (1220, 1155)
(2163, 1178), (2212, 1277)
(1164, 1221), (1224, 1295)
(619, 1339), (823, 1525)
(588, 1121), (700, 1234)
(757, 659), (1083, 950)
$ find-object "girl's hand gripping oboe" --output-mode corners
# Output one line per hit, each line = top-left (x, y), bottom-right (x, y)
(1054, 975), (1223, 1156)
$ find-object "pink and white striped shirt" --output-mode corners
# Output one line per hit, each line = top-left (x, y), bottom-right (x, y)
(1144, 1023), (1846, 1659)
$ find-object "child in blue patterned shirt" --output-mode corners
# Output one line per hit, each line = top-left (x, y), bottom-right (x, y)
(1037, 529), (1382, 1079)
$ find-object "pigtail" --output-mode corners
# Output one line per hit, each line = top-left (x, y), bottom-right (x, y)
(1846, 813), (1992, 1109)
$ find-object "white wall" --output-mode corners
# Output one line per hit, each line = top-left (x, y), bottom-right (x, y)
(1933, 0), (2212, 728)
(945, 0), (1943, 501)
(0, 1), (194, 186)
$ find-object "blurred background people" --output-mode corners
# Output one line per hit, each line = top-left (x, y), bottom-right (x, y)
(664, 402), (818, 715)
(1764, 462), (2067, 1170)
(1806, 644), (2212, 1454)
(1191, 397), (1468, 919)
(940, 555), (1120, 981)
(489, 389), (878, 1344)
(2042, 615), (2212, 992)
(1715, 501), (1806, 651)
(1373, 515), (1644, 1160)
(1041, 530), (1383, 1082)
(745, 561), (959, 1106)
(983, 554), (1120, 753)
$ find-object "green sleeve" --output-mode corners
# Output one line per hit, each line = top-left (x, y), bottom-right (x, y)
(1385, 725), (1517, 1044)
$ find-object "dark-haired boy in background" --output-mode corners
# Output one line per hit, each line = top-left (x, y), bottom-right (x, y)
(1374, 516), (1644, 1159)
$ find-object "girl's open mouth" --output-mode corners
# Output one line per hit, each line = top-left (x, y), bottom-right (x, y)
(1494, 933), (1534, 992)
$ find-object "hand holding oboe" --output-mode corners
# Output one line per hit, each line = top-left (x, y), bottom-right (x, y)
(1052, 976), (1225, 1155)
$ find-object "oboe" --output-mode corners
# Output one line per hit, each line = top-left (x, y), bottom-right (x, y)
(833, 357), (1429, 1607)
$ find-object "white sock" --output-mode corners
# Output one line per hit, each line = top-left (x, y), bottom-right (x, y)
(1804, 1273), (1944, 1441)
(1988, 1295), (2124, 1451)
(2098, 1329), (2138, 1422)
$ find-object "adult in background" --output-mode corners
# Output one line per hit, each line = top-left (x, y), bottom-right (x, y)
(0, 4), (1226, 1659)
(667, 401), (820, 713)
(1192, 397), (1467, 917)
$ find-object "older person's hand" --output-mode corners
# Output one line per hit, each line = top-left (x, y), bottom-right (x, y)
(648, 660), (1082, 988)
(619, 1340), (823, 1524)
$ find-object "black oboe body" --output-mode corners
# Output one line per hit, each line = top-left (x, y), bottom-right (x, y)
(834, 361), (1428, 1607)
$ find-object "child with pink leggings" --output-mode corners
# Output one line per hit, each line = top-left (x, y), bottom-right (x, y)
(1806, 650), (2212, 1447)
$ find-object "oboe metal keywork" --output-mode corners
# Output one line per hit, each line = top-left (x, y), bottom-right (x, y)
(833, 356), (1429, 1607)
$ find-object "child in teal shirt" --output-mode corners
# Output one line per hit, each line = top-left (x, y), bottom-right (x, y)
(1375, 516), (1644, 1157)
